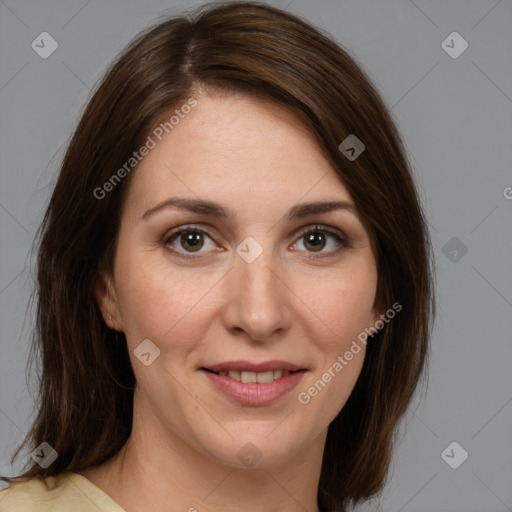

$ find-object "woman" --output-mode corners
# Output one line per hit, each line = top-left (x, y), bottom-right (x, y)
(0, 2), (434, 511)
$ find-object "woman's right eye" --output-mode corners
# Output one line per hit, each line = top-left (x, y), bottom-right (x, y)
(162, 225), (219, 259)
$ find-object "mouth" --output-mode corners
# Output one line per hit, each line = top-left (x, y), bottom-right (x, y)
(199, 360), (308, 405)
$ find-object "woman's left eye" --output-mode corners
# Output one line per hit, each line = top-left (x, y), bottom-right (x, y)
(162, 224), (347, 260)
(291, 225), (348, 259)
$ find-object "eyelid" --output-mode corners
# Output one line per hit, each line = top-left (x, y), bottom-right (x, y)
(294, 224), (347, 241)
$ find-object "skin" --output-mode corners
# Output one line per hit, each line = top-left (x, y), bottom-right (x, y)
(78, 92), (383, 512)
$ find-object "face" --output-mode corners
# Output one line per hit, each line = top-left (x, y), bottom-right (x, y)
(97, 92), (382, 469)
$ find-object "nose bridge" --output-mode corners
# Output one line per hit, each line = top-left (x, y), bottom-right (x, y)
(223, 235), (288, 340)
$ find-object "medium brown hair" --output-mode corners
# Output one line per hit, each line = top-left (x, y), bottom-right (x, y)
(2, 2), (435, 511)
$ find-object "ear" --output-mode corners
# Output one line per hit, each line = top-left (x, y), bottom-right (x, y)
(371, 298), (385, 321)
(369, 295), (387, 334)
(94, 271), (123, 331)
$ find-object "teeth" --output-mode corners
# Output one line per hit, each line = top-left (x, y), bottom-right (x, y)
(228, 370), (241, 381)
(241, 371), (257, 383)
(219, 370), (294, 382)
(256, 371), (274, 383)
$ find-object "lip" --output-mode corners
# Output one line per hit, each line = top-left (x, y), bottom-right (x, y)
(204, 360), (305, 373)
(201, 368), (307, 405)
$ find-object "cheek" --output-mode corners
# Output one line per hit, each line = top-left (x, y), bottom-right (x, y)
(297, 277), (375, 419)
(310, 266), (378, 353)
(114, 250), (213, 349)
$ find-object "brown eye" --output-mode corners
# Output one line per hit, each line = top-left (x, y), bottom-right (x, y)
(303, 231), (327, 252)
(177, 231), (204, 252)
(293, 225), (348, 259)
(163, 226), (217, 259)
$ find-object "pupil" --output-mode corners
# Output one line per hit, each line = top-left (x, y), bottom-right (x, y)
(182, 232), (203, 251)
(306, 232), (325, 252)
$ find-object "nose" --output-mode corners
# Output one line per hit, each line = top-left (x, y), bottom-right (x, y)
(220, 242), (291, 342)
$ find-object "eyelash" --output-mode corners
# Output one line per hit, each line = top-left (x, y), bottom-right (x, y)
(161, 224), (349, 261)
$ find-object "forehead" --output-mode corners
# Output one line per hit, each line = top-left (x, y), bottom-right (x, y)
(125, 92), (353, 216)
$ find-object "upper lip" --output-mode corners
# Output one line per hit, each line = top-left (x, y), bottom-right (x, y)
(203, 360), (306, 373)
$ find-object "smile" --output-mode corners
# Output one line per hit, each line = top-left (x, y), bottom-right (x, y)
(200, 362), (308, 406)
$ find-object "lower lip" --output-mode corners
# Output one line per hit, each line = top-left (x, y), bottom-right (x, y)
(201, 369), (307, 406)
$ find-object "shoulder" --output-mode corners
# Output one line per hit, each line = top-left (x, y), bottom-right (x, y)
(0, 472), (125, 511)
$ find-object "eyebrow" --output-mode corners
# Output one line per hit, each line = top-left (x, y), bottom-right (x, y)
(141, 197), (359, 221)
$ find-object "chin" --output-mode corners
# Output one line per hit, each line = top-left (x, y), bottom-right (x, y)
(194, 423), (311, 471)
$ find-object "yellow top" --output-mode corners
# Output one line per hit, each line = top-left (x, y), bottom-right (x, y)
(0, 471), (126, 511)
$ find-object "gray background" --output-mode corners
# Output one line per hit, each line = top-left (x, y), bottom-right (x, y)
(1, 0), (511, 511)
